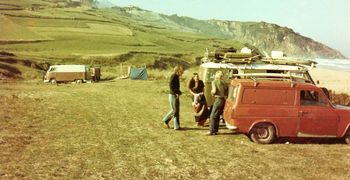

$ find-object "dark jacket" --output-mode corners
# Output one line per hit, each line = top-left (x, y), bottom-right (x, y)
(169, 73), (182, 95)
(188, 80), (205, 94)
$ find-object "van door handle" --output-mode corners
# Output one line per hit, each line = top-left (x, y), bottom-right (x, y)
(298, 111), (308, 116)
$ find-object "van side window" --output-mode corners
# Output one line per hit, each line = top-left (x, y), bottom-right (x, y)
(49, 67), (57, 72)
(228, 85), (237, 101)
(300, 90), (327, 106)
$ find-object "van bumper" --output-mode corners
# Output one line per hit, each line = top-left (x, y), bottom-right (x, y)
(43, 79), (50, 83)
(225, 121), (238, 130)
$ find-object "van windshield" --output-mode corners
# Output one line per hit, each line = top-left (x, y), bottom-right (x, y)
(204, 68), (230, 82)
(49, 67), (57, 72)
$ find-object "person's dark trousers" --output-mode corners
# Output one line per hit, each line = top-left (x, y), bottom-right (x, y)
(209, 97), (225, 133)
(163, 94), (180, 129)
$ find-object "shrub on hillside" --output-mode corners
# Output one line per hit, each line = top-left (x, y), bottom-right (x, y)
(330, 92), (350, 105)
(149, 56), (190, 70)
(0, 51), (15, 57)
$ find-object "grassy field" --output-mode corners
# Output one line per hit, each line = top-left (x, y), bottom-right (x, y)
(1, 1), (349, 179)
(0, 80), (349, 179)
(0, 15), (48, 41)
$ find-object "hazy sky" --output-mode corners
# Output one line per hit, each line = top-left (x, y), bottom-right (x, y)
(108, 0), (350, 58)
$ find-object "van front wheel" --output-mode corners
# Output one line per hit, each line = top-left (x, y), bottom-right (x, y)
(250, 124), (276, 144)
(50, 78), (57, 84)
(345, 129), (350, 145)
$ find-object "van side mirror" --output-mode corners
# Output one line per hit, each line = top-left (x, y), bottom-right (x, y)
(316, 80), (320, 85)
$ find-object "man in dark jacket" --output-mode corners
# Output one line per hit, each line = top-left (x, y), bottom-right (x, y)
(162, 65), (184, 130)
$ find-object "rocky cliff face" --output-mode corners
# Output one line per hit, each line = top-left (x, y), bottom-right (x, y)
(207, 20), (345, 59)
(115, 6), (346, 59)
(96, 0), (114, 8)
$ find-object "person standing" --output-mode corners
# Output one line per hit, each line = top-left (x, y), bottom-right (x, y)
(207, 70), (227, 135)
(188, 73), (205, 105)
(162, 65), (184, 130)
(188, 73), (208, 126)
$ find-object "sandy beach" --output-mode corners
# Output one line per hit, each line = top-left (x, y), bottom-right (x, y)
(309, 67), (350, 94)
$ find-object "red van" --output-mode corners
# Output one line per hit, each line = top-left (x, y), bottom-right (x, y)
(223, 79), (350, 144)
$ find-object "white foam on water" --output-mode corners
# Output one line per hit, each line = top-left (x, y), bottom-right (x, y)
(315, 58), (350, 71)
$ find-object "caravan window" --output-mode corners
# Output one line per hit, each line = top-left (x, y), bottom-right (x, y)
(49, 67), (57, 72)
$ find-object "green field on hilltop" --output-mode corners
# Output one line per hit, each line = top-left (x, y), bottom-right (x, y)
(1, 80), (349, 179)
(0, 15), (48, 41)
(0, 2), (244, 80)
(0, 3), (243, 67)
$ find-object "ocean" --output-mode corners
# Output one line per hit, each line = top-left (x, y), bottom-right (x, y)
(315, 58), (350, 72)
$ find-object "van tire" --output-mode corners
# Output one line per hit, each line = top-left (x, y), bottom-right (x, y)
(250, 123), (276, 144)
(76, 79), (82, 84)
(345, 129), (350, 145)
(50, 79), (57, 84)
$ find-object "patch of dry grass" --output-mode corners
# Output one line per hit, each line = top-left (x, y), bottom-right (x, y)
(0, 80), (350, 179)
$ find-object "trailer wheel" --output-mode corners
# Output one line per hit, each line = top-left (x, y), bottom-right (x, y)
(50, 78), (57, 84)
(75, 79), (82, 84)
(250, 123), (276, 144)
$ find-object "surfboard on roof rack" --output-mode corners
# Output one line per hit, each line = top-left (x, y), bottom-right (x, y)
(261, 57), (317, 67)
(199, 47), (320, 107)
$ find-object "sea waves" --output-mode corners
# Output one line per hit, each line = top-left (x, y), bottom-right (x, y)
(315, 58), (350, 72)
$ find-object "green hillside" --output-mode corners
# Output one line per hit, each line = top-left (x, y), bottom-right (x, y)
(0, 1), (243, 73)
(0, 15), (49, 41)
(0, 0), (346, 79)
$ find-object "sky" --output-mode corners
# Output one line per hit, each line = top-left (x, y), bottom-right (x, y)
(108, 0), (350, 58)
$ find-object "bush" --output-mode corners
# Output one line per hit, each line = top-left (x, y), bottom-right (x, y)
(149, 56), (191, 70)
(330, 92), (350, 105)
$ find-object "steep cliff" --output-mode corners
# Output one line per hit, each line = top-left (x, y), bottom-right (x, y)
(208, 20), (345, 58)
(115, 6), (346, 59)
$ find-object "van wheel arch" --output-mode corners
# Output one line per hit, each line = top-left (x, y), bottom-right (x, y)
(50, 78), (57, 84)
(249, 123), (276, 144)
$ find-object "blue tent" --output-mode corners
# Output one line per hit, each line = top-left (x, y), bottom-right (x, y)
(129, 67), (148, 80)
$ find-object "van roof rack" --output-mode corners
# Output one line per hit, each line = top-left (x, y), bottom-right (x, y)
(232, 73), (311, 86)
(221, 55), (261, 64)
(261, 57), (317, 67)
(202, 51), (316, 65)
